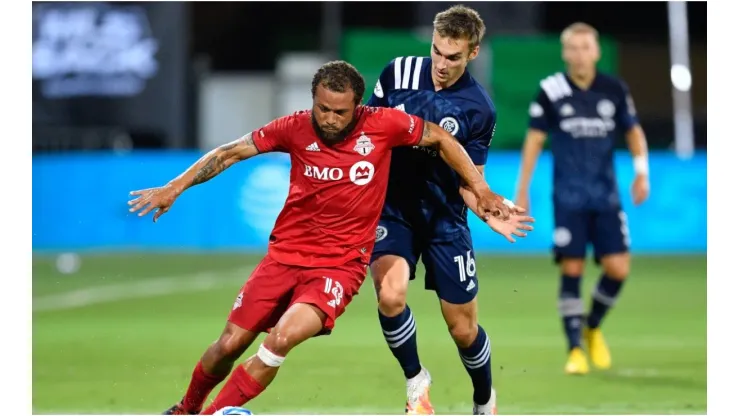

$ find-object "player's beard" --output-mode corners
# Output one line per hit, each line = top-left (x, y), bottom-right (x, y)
(311, 112), (359, 145)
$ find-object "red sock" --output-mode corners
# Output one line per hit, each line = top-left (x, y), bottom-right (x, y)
(181, 361), (227, 413)
(201, 365), (265, 415)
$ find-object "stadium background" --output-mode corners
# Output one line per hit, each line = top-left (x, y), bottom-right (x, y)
(32, 1), (707, 414)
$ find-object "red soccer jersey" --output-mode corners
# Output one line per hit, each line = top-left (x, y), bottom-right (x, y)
(250, 106), (424, 267)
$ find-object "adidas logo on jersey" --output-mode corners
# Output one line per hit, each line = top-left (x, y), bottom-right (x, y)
(466, 280), (476, 292)
(306, 142), (320, 152)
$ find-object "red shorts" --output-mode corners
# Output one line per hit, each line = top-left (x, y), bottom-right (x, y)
(228, 254), (367, 335)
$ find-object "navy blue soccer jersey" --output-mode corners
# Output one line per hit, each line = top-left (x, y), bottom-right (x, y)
(367, 56), (497, 241)
(528, 71), (639, 211)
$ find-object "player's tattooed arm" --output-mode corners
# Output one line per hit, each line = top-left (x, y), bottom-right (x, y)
(171, 132), (260, 192)
(129, 132), (261, 222)
(128, 133), (259, 222)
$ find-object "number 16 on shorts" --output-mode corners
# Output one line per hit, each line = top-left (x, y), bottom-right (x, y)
(453, 250), (476, 282)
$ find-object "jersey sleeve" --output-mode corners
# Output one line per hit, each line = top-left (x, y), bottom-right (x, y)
(366, 59), (395, 107)
(465, 108), (497, 166)
(527, 87), (554, 132)
(379, 107), (425, 147)
(251, 115), (294, 153)
(616, 80), (640, 131)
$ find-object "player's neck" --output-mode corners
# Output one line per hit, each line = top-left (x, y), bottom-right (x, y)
(567, 69), (597, 91)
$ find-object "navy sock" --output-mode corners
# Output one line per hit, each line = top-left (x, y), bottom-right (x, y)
(379, 305), (422, 379)
(458, 325), (493, 405)
(559, 274), (584, 351)
(587, 274), (625, 329)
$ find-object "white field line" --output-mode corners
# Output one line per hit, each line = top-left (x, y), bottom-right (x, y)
(32, 266), (255, 312)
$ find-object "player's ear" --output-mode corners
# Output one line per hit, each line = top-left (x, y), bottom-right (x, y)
(468, 45), (480, 61)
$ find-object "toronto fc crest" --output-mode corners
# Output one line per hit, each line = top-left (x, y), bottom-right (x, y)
(353, 133), (375, 156)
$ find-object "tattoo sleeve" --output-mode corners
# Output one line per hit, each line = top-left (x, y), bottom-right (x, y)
(192, 154), (226, 186)
(242, 132), (256, 150)
(423, 121), (431, 140)
(169, 132), (259, 194)
(190, 133), (256, 186)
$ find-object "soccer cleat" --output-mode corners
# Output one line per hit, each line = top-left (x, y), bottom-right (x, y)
(405, 366), (435, 415)
(162, 401), (197, 415)
(473, 388), (497, 415)
(564, 347), (589, 375)
(584, 327), (612, 370)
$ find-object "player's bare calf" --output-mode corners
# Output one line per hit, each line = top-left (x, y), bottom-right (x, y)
(600, 253), (630, 281)
(372, 255), (411, 317)
(163, 323), (259, 414)
(201, 303), (327, 414)
(204, 323), (260, 377)
(440, 299), (478, 349)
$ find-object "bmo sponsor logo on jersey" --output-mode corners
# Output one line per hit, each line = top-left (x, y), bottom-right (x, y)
(303, 161), (375, 185)
(304, 165), (343, 181)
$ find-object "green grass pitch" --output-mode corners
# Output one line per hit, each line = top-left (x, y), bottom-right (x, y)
(32, 254), (706, 414)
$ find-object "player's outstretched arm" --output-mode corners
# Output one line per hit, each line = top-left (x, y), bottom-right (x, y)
(170, 133), (259, 193)
(128, 133), (260, 222)
(418, 121), (512, 220)
(514, 128), (547, 213)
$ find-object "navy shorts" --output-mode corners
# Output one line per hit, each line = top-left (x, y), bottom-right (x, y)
(553, 206), (630, 264)
(371, 218), (478, 304)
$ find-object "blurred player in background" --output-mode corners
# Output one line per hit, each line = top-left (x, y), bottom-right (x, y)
(367, 5), (533, 414)
(515, 22), (650, 375)
(129, 60), (524, 415)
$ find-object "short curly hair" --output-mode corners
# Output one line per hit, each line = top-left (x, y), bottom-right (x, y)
(311, 60), (366, 105)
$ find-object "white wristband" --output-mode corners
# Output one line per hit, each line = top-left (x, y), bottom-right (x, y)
(633, 155), (649, 176)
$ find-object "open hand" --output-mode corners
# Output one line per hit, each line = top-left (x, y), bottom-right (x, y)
(128, 184), (180, 222)
(486, 212), (535, 243)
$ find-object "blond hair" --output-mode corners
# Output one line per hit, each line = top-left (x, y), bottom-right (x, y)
(433, 5), (486, 52)
(560, 22), (599, 44)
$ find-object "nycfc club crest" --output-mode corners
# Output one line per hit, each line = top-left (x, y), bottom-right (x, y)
(439, 117), (459, 136)
(354, 133), (375, 156)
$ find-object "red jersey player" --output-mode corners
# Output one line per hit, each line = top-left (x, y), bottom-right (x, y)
(128, 61), (529, 415)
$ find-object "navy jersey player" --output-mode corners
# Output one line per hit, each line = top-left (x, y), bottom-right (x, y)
(515, 22), (650, 375)
(367, 6), (533, 415)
